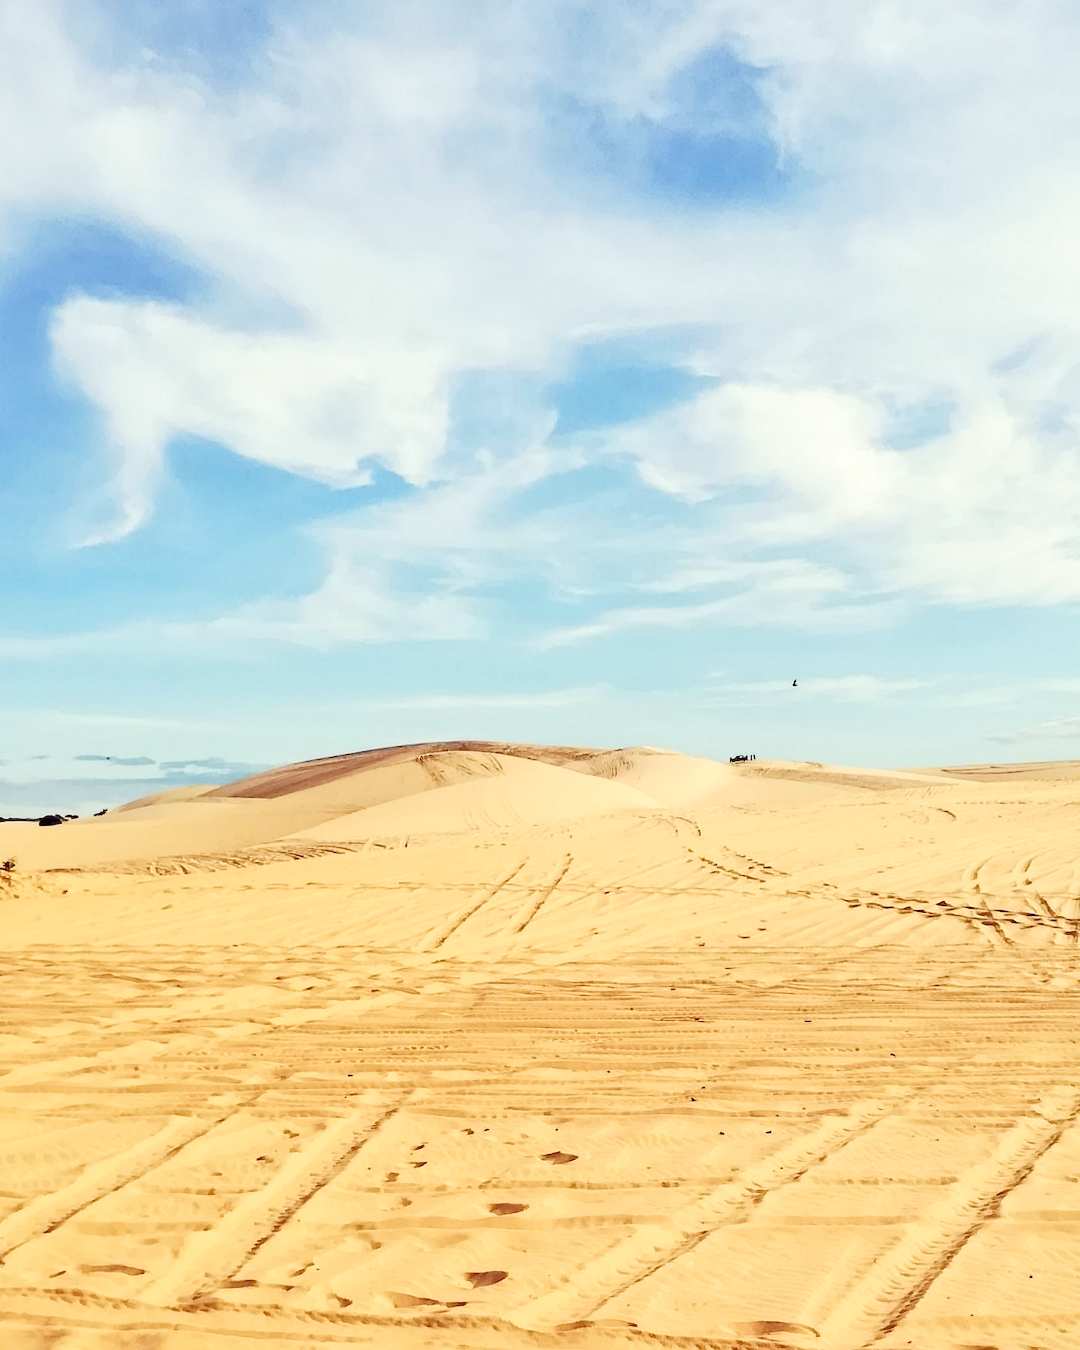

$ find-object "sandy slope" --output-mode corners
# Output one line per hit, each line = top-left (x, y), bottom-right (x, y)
(3, 744), (1080, 1348)
(295, 752), (657, 841)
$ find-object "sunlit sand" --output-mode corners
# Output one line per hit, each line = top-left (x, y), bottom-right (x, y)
(2, 743), (1079, 1348)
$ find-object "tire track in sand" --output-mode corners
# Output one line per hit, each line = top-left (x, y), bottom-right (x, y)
(512, 855), (573, 936)
(0, 976), (432, 1093)
(817, 1084), (1080, 1346)
(141, 1094), (409, 1307)
(512, 1093), (907, 1330)
(423, 862), (528, 951)
(0, 1091), (261, 1262)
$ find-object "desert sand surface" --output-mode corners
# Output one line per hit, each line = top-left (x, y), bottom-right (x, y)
(3, 743), (1080, 1348)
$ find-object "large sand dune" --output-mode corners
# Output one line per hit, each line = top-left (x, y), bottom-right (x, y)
(3, 742), (1080, 1347)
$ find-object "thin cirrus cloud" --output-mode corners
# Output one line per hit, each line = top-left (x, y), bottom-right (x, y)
(988, 720), (1080, 746)
(362, 687), (608, 711)
(156, 758), (267, 776)
(73, 754), (156, 767)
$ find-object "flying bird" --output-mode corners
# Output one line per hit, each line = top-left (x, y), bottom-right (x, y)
(792, 679), (798, 687)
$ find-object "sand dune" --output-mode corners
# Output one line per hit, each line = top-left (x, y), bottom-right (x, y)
(114, 783), (219, 812)
(207, 740), (608, 801)
(932, 758), (1080, 782)
(296, 752), (656, 842)
(0, 797), (336, 871)
(3, 744), (1080, 1347)
(582, 747), (736, 805)
(733, 758), (958, 790)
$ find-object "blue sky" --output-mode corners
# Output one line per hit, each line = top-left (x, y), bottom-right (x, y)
(5, 1), (1080, 814)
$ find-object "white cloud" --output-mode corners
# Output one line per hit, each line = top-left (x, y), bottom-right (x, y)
(52, 299), (449, 540)
(4, 0), (1080, 633)
(593, 385), (896, 518)
(591, 385), (1080, 608)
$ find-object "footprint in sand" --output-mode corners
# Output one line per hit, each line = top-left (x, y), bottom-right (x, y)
(388, 1292), (468, 1309)
(389, 1292), (441, 1308)
(558, 1321), (640, 1332)
(466, 1270), (508, 1287)
(734, 1321), (819, 1343)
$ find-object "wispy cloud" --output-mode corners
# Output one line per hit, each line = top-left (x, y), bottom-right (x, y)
(74, 754), (156, 766)
(537, 580), (893, 649)
(0, 749), (270, 817)
(363, 686), (608, 711)
(989, 715), (1080, 746)
(48, 711), (221, 730)
(156, 757), (267, 776)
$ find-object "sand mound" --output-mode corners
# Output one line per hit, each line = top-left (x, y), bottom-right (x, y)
(235, 748), (514, 819)
(3, 743), (664, 869)
(934, 759), (1080, 782)
(208, 740), (606, 800)
(584, 748), (736, 805)
(1, 745), (976, 873)
(737, 758), (956, 791)
(113, 784), (217, 812)
(295, 752), (656, 841)
(0, 797), (338, 871)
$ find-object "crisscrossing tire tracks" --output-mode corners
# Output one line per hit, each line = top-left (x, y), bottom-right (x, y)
(817, 1085), (1080, 1346)
(142, 1093), (410, 1307)
(511, 1092), (911, 1330)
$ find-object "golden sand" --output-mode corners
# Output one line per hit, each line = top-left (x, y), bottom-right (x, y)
(2, 744), (1079, 1348)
